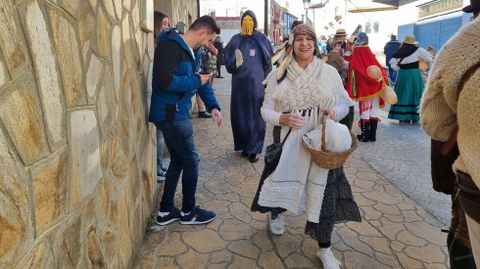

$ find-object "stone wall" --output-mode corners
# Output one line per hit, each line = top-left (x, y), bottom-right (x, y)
(154, 0), (198, 27)
(0, 0), (156, 268)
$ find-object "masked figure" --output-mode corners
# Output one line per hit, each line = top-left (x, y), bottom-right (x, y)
(224, 10), (273, 162)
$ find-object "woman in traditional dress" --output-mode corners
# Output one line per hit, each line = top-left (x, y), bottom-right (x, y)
(388, 35), (433, 125)
(251, 24), (361, 269)
(224, 10), (273, 162)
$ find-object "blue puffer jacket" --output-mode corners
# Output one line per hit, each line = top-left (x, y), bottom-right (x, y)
(149, 29), (220, 122)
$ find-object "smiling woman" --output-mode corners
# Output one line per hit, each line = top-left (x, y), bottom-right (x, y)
(251, 23), (359, 269)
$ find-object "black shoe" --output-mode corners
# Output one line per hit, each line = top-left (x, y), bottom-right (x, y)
(241, 151), (248, 157)
(180, 206), (216, 225)
(248, 154), (259, 163)
(216, 75), (224, 78)
(156, 208), (181, 225)
(198, 111), (212, 118)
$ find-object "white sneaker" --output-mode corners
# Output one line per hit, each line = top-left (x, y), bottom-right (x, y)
(269, 213), (284, 235)
(317, 247), (341, 269)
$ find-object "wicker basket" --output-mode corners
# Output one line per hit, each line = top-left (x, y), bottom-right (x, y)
(302, 121), (357, 169)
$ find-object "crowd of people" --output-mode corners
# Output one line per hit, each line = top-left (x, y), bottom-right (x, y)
(150, 1), (480, 267)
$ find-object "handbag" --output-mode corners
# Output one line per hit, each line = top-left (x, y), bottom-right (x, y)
(264, 126), (292, 170)
(430, 62), (480, 194)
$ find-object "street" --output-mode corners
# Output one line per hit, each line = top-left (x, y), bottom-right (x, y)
(133, 67), (450, 269)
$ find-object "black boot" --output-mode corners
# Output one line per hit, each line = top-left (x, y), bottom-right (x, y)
(369, 119), (378, 142)
(356, 120), (370, 142)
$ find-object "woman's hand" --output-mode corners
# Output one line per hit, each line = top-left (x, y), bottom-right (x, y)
(321, 108), (336, 120)
(279, 113), (306, 129)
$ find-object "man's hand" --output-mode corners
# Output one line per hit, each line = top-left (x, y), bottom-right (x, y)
(279, 113), (306, 129)
(211, 108), (223, 127)
(199, 73), (211, 85)
(321, 108), (336, 120)
(206, 42), (218, 56)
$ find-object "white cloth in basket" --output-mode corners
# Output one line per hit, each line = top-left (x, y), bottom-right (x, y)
(304, 119), (352, 152)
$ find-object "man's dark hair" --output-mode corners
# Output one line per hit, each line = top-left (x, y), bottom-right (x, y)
(189, 15), (220, 34)
(390, 34), (397, 41)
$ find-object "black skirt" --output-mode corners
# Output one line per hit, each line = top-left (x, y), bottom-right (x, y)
(251, 165), (361, 243)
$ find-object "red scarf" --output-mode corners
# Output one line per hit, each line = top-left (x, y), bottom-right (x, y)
(346, 46), (387, 103)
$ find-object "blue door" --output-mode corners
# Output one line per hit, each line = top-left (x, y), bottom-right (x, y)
(415, 16), (462, 51)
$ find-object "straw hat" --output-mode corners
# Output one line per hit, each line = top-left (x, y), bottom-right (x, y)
(335, 29), (347, 36)
(403, 35), (418, 45)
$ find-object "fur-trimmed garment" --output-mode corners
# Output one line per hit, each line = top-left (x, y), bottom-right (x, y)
(420, 16), (480, 188)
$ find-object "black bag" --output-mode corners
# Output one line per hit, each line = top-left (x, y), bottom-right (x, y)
(264, 126), (291, 171)
(431, 139), (458, 195)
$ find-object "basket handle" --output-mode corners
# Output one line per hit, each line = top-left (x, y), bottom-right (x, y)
(321, 116), (327, 152)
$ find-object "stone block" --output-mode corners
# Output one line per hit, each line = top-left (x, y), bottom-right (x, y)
(89, 0), (97, 10)
(102, 0), (116, 20)
(0, 0), (27, 75)
(87, 226), (106, 268)
(23, 0), (65, 149)
(49, 8), (86, 108)
(118, 187), (133, 268)
(129, 156), (140, 197)
(69, 109), (102, 206)
(62, 0), (80, 18)
(96, 68), (117, 135)
(95, 7), (112, 60)
(113, 0), (122, 19)
(85, 53), (103, 102)
(0, 57), (7, 89)
(112, 25), (121, 91)
(123, 0), (130, 11)
(0, 128), (33, 268)
(31, 150), (68, 234)
(177, 249), (209, 269)
(52, 214), (83, 268)
(110, 136), (128, 180)
(16, 241), (54, 269)
(79, 0), (94, 62)
(0, 81), (49, 165)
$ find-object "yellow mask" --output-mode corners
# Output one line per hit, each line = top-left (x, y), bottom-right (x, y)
(241, 15), (254, 36)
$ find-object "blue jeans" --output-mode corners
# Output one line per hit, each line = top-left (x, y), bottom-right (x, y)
(156, 120), (200, 212)
(157, 127), (166, 171)
(388, 67), (397, 83)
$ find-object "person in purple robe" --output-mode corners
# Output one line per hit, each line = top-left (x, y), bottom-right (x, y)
(224, 10), (273, 162)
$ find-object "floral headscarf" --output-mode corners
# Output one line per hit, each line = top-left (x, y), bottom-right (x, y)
(272, 24), (321, 80)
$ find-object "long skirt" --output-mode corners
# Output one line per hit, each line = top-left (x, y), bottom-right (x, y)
(251, 165), (361, 243)
(388, 68), (424, 121)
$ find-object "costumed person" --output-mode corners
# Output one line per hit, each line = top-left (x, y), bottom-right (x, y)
(251, 24), (361, 269)
(384, 34), (402, 84)
(224, 10), (273, 162)
(153, 11), (171, 181)
(420, 1), (480, 267)
(388, 35), (433, 125)
(346, 32), (388, 142)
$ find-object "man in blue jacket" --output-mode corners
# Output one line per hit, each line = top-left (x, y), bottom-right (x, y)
(384, 34), (401, 83)
(150, 15), (223, 225)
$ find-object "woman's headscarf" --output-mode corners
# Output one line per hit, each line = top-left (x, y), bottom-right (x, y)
(273, 24), (321, 80)
(240, 10), (257, 36)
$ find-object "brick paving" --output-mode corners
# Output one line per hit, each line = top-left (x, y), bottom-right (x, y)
(133, 70), (449, 268)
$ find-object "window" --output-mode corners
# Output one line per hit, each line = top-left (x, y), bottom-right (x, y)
(373, 21), (379, 33)
(365, 21), (371, 33)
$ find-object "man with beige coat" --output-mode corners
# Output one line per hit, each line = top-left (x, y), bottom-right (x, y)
(420, 1), (480, 267)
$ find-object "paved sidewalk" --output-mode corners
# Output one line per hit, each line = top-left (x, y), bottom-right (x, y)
(132, 82), (449, 268)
